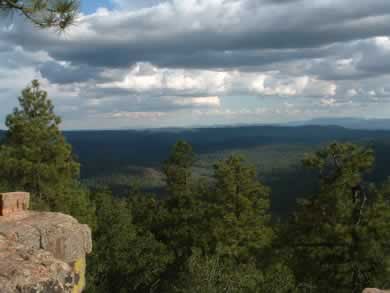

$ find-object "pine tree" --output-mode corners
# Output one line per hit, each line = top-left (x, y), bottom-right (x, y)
(152, 141), (206, 288)
(163, 140), (195, 198)
(365, 179), (390, 288)
(288, 143), (390, 292)
(209, 155), (273, 262)
(158, 141), (200, 258)
(87, 188), (172, 292)
(0, 80), (93, 223)
(177, 250), (297, 293)
(0, 0), (79, 30)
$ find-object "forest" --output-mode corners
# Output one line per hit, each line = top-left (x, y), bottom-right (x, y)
(60, 125), (390, 216)
(0, 81), (390, 293)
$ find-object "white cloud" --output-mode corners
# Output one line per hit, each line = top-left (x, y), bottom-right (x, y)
(108, 111), (166, 119)
(98, 62), (339, 99)
(1, 0), (390, 128)
(320, 98), (337, 106)
(167, 96), (221, 107)
(375, 36), (390, 50)
(99, 63), (230, 95)
(347, 89), (358, 97)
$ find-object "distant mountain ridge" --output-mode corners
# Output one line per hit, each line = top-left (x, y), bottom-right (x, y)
(1, 118), (388, 133)
(289, 118), (390, 130)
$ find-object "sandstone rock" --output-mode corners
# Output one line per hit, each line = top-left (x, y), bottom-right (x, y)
(0, 192), (30, 216)
(0, 192), (92, 292)
(0, 235), (76, 293)
(0, 211), (92, 263)
(363, 289), (390, 293)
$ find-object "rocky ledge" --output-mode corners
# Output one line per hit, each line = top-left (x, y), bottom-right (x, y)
(0, 192), (92, 293)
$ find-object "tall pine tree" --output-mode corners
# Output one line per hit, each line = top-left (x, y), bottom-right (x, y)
(288, 143), (390, 292)
(158, 141), (200, 262)
(0, 80), (93, 224)
(87, 188), (171, 293)
(210, 155), (273, 262)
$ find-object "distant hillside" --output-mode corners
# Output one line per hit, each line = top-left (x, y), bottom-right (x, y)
(63, 126), (390, 214)
(61, 125), (390, 177)
(290, 117), (390, 130)
(1, 126), (390, 215)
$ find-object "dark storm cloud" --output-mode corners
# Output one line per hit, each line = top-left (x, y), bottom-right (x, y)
(38, 62), (102, 84)
(3, 0), (390, 72)
(45, 45), (337, 71)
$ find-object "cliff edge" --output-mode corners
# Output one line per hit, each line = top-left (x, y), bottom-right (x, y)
(0, 192), (92, 293)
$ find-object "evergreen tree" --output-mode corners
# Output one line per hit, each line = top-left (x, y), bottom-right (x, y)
(154, 141), (208, 289)
(365, 179), (390, 288)
(0, 80), (93, 224)
(288, 143), (390, 292)
(177, 250), (296, 293)
(158, 141), (201, 258)
(209, 155), (273, 262)
(0, 0), (79, 30)
(163, 140), (195, 198)
(87, 188), (171, 293)
(177, 250), (262, 293)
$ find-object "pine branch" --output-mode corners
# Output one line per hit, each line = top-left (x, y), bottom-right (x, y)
(1, 0), (79, 30)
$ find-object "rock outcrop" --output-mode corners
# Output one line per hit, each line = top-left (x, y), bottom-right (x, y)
(363, 290), (390, 293)
(0, 192), (92, 293)
(0, 192), (30, 216)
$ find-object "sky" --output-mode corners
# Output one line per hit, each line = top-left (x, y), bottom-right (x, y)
(1, 0), (390, 129)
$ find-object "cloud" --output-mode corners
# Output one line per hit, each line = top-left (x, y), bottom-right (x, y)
(1, 0), (390, 128)
(4, 0), (390, 69)
(38, 61), (100, 84)
(97, 62), (338, 99)
(108, 111), (166, 119)
(167, 96), (221, 107)
(98, 63), (230, 96)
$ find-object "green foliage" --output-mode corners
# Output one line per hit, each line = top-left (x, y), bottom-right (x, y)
(177, 251), (261, 293)
(0, 80), (94, 225)
(0, 0), (79, 30)
(87, 188), (172, 293)
(287, 143), (390, 292)
(163, 140), (195, 197)
(0, 80), (78, 195)
(155, 149), (276, 291)
(303, 142), (374, 188)
(156, 140), (202, 285)
(176, 250), (296, 293)
(209, 155), (273, 261)
(0, 173), (9, 192)
(159, 141), (200, 256)
(54, 183), (96, 228)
